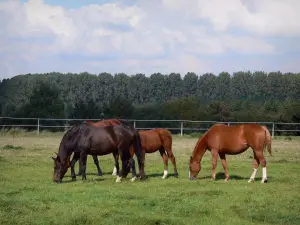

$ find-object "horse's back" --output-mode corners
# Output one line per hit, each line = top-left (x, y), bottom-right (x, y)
(139, 128), (172, 152)
(85, 119), (122, 127)
(206, 123), (266, 153)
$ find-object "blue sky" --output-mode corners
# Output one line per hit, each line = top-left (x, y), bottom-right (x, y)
(1, 0), (300, 79)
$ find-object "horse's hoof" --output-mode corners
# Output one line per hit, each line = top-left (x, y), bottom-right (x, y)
(224, 179), (229, 182)
(72, 177), (76, 181)
(116, 176), (122, 183)
(248, 179), (254, 183)
(174, 173), (179, 178)
(131, 177), (137, 182)
(112, 172), (117, 176)
(98, 172), (103, 176)
(261, 179), (268, 183)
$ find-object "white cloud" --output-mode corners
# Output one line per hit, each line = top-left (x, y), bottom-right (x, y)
(0, 0), (300, 78)
(162, 0), (300, 37)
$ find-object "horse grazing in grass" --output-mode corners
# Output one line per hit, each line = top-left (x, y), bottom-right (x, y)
(111, 128), (178, 179)
(52, 122), (145, 183)
(189, 123), (272, 183)
(77, 119), (123, 176)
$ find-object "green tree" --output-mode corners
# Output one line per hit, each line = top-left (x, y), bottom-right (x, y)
(17, 81), (64, 119)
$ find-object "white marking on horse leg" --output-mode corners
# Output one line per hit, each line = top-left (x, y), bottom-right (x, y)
(112, 166), (117, 176)
(261, 167), (267, 183)
(248, 168), (257, 183)
(131, 176), (137, 182)
(115, 176), (122, 183)
(162, 170), (168, 179)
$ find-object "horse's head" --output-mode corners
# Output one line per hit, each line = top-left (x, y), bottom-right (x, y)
(52, 153), (70, 183)
(189, 156), (200, 180)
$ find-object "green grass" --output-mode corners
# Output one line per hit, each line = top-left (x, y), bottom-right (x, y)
(1, 132), (300, 225)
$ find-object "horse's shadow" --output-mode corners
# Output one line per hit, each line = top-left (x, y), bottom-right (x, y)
(64, 172), (112, 178)
(199, 172), (273, 181)
(145, 172), (178, 178)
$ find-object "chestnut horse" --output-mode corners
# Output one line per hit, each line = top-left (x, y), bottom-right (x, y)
(189, 123), (272, 183)
(111, 128), (179, 179)
(77, 119), (122, 176)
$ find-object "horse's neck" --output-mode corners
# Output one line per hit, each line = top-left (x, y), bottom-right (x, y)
(192, 136), (207, 162)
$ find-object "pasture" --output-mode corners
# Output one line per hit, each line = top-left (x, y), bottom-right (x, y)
(1, 130), (300, 225)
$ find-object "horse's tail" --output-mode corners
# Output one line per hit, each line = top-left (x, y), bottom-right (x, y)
(132, 130), (144, 177)
(159, 129), (172, 156)
(262, 125), (272, 156)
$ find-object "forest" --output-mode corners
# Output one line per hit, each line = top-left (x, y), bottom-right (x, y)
(0, 71), (300, 134)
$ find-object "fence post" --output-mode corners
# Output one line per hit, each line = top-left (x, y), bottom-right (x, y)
(272, 123), (275, 138)
(37, 118), (40, 135)
(133, 120), (136, 128)
(64, 120), (68, 132)
(180, 122), (183, 137)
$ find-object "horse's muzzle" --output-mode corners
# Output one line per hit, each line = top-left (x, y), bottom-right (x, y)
(189, 176), (197, 180)
(53, 179), (62, 183)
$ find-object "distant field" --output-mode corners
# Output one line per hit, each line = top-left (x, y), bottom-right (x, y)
(1, 131), (300, 225)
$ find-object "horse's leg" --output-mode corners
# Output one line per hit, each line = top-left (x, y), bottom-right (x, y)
(113, 152), (122, 183)
(79, 151), (88, 180)
(112, 154), (118, 176)
(159, 148), (169, 179)
(254, 150), (268, 183)
(130, 157), (137, 182)
(165, 148), (179, 178)
(219, 153), (230, 181)
(92, 156), (102, 176)
(112, 165), (117, 176)
(77, 156), (83, 176)
(248, 154), (260, 183)
(70, 152), (80, 181)
(211, 149), (218, 181)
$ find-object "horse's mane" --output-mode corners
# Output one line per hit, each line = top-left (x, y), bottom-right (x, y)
(60, 123), (86, 151)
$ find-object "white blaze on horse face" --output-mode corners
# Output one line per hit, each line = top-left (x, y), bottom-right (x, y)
(248, 168), (257, 183)
(112, 166), (117, 176)
(162, 170), (168, 179)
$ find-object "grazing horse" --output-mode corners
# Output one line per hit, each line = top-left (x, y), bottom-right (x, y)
(189, 123), (272, 183)
(52, 122), (145, 183)
(111, 128), (179, 179)
(77, 119), (123, 176)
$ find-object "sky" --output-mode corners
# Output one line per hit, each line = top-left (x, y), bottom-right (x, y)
(0, 0), (300, 79)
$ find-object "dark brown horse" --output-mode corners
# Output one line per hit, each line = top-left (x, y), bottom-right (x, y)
(189, 123), (272, 183)
(52, 122), (145, 183)
(111, 128), (178, 179)
(77, 119), (123, 176)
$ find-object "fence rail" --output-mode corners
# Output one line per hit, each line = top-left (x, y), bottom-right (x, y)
(1, 116), (300, 137)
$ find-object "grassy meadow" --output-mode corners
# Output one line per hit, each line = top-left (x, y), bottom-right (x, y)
(0, 129), (300, 225)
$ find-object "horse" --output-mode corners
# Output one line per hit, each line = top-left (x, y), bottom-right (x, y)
(110, 128), (179, 179)
(188, 123), (272, 183)
(77, 119), (123, 176)
(52, 122), (145, 183)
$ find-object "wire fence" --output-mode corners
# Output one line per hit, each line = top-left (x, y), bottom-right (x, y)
(1, 116), (300, 137)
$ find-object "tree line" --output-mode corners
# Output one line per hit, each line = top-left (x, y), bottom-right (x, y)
(0, 71), (300, 134)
